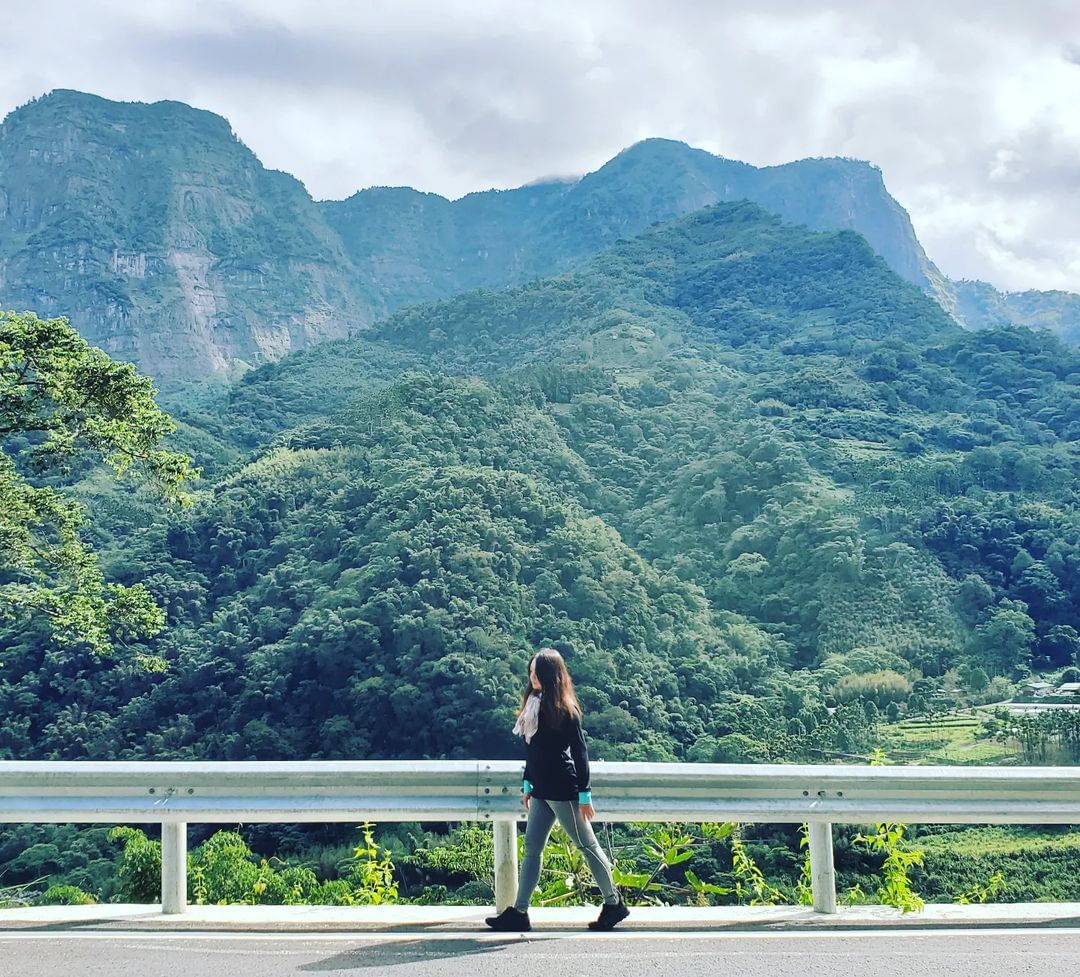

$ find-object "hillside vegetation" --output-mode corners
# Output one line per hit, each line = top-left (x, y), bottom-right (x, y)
(2, 202), (1077, 770)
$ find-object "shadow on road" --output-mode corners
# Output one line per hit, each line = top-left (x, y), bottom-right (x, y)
(299, 938), (516, 971)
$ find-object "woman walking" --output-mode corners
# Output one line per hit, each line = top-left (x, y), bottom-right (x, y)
(486, 648), (629, 932)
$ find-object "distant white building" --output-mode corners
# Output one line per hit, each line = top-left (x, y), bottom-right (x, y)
(1026, 681), (1055, 697)
(1056, 683), (1080, 697)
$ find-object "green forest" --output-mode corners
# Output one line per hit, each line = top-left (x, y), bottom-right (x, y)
(1, 201), (1079, 907)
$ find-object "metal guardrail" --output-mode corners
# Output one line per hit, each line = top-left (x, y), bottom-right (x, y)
(3, 760), (1080, 915)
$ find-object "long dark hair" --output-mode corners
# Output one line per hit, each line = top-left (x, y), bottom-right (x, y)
(519, 647), (582, 727)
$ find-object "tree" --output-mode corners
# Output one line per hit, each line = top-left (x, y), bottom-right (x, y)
(1, 311), (197, 656)
(897, 431), (925, 454)
(967, 667), (990, 694)
(834, 670), (912, 708)
(1042, 627), (1080, 669)
(956, 574), (994, 623)
(974, 600), (1036, 676)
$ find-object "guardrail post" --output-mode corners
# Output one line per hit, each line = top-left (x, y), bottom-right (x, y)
(493, 819), (518, 911)
(808, 821), (837, 914)
(161, 822), (187, 914)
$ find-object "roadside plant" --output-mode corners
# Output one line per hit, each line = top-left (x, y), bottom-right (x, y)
(856, 750), (925, 913)
(38, 884), (95, 905)
(108, 826), (162, 902)
(954, 870), (1006, 905)
(613, 822), (734, 906)
(349, 821), (399, 905)
(853, 822), (924, 913)
(110, 824), (398, 907)
(405, 823), (495, 896)
(730, 829), (786, 906)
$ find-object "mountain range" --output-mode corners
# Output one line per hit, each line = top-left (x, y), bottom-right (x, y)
(1, 89), (1076, 387)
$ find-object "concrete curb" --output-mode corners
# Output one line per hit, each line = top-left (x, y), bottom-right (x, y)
(2, 903), (1080, 933)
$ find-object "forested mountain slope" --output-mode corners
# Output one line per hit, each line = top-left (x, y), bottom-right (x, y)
(3, 202), (1077, 769)
(209, 201), (954, 446)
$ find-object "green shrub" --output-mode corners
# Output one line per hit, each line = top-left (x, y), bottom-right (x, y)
(108, 827), (162, 902)
(106, 824), (400, 907)
(38, 885), (96, 906)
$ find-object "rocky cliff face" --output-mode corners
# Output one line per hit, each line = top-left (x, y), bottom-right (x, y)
(0, 90), (371, 385)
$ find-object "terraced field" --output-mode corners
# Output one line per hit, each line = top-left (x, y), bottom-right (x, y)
(880, 713), (1019, 765)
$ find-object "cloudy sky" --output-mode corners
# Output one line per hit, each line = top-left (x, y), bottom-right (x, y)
(2, 0), (1079, 293)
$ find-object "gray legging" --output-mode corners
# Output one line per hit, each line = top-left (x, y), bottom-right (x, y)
(513, 797), (619, 911)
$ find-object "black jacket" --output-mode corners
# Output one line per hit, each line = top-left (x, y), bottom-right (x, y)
(522, 707), (591, 801)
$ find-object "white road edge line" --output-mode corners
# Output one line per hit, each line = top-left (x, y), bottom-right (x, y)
(0, 927), (1079, 943)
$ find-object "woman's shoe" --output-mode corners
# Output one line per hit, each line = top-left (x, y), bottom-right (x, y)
(588, 897), (630, 930)
(485, 906), (531, 931)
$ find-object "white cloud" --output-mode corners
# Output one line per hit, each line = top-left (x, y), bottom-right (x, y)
(1, 0), (1078, 292)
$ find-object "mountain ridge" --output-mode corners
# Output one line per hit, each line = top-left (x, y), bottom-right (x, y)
(197, 200), (966, 460)
(1, 90), (1076, 387)
(320, 136), (946, 314)
(951, 278), (1080, 346)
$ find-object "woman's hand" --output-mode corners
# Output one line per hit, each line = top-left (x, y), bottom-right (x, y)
(523, 792), (531, 812)
(580, 801), (596, 822)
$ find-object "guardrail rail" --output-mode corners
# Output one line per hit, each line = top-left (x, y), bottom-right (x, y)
(3, 760), (1080, 914)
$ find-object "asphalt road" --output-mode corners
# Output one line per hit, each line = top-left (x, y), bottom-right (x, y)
(0, 928), (1076, 976)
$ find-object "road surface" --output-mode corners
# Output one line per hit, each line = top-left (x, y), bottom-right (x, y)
(0, 927), (1075, 976)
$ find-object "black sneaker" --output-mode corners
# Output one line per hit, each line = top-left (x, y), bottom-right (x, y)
(588, 897), (630, 931)
(485, 906), (531, 931)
